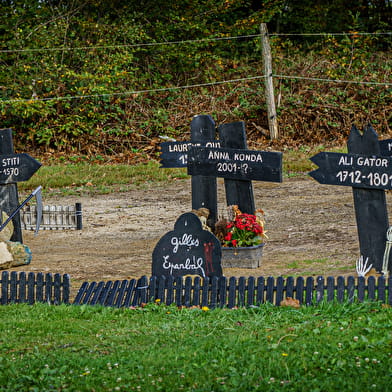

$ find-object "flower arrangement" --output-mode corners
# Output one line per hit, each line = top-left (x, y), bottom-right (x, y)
(214, 205), (267, 248)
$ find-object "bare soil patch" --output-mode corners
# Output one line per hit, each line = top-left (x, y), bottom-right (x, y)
(18, 176), (385, 295)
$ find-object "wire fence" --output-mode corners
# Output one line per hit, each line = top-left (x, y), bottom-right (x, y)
(1, 30), (391, 104)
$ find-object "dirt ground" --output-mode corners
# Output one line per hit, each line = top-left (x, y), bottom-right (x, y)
(15, 175), (383, 295)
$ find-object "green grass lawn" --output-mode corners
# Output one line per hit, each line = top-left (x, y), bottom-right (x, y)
(0, 301), (391, 391)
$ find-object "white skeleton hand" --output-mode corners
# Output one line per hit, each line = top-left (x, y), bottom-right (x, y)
(356, 255), (373, 277)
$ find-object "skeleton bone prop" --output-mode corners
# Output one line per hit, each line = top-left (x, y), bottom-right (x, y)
(0, 186), (43, 235)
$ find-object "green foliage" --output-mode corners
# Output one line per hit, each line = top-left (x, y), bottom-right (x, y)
(0, 302), (391, 391)
(0, 1), (390, 154)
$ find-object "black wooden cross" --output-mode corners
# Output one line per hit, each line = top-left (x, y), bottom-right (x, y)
(0, 128), (42, 242)
(160, 117), (283, 224)
(310, 124), (392, 273)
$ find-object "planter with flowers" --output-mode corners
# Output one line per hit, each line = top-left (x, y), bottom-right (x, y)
(214, 205), (267, 268)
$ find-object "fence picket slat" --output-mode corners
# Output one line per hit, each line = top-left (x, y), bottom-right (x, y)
(247, 277), (255, 307)
(175, 277), (183, 307)
(347, 276), (355, 303)
(285, 276), (294, 300)
(114, 280), (129, 308)
(157, 276), (166, 303)
(276, 277), (284, 306)
(266, 277), (274, 304)
(295, 277), (304, 304)
(305, 277), (314, 305)
(256, 277), (265, 304)
(193, 277), (201, 307)
(166, 276), (174, 306)
(122, 279), (137, 308)
(201, 277), (209, 308)
(73, 282), (89, 305)
(228, 277), (237, 308)
(98, 281), (113, 305)
(36, 273), (44, 303)
(377, 276), (386, 303)
(53, 274), (62, 305)
(81, 282), (97, 305)
(63, 274), (70, 304)
(136, 276), (149, 306)
(218, 276), (227, 307)
(27, 272), (36, 305)
(337, 276), (345, 302)
(44, 273), (53, 304)
(106, 280), (121, 306)
(1, 271), (9, 305)
(316, 276), (324, 303)
(149, 276), (158, 303)
(368, 276), (376, 301)
(10, 271), (18, 303)
(89, 282), (104, 305)
(327, 277), (335, 302)
(238, 277), (246, 307)
(210, 277), (219, 308)
(388, 277), (392, 305)
(358, 277), (365, 302)
(184, 277), (192, 307)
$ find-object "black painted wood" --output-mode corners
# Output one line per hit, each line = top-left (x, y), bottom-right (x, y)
(191, 115), (218, 227)
(286, 276), (294, 299)
(337, 276), (345, 302)
(247, 276), (255, 307)
(310, 151), (392, 190)
(256, 276), (265, 304)
(316, 276), (324, 303)
(276, 276), (284, 306)
(347, 276), (355, 303)
(0, 128), (23, 242)
(238, 276), (246, 307)
(358, 277), (365, 302)
(296, 277), (304, 304)
(218, 121), (255, 214)
(377, 276), (386, 303)
(219, 276), (227, 307)
(201, 277), (209, 307)
(266, 276), (274, 303)
(347, 124), (390, 272)
(188, 147), (282, 182)
(305, 277), (314, 305)
(123, 279), (136, 308)
(184, 276), (192, 307)
(327, 277), (335, 302)
(368, 276), (376, 301)
(210, 277), (219, 308)
(228, 276), (236, 308)
(152, 212), (222, 278)
(193, 276), (201, 306)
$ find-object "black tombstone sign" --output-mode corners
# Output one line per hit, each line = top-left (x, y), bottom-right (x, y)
(309, 124), (391, 273)
(0, 129), (42, 242)
(188, 146), (283, 182)
(152, 212), (222, 278)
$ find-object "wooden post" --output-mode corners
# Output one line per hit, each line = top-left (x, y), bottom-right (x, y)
(0, 129), (22, 243)
(190, 115), (218, 227)
(218, 121), (255, 214)
(260, 23), (278, 140)
(347, 124), (390, 272)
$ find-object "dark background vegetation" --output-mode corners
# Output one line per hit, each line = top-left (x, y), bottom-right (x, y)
(0, 0), (391, 161)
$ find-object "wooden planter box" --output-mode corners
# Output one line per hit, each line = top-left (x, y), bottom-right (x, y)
(221, 243), (265, 268)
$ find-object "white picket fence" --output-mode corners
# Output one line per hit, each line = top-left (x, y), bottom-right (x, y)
(20, 203), (82, 230)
